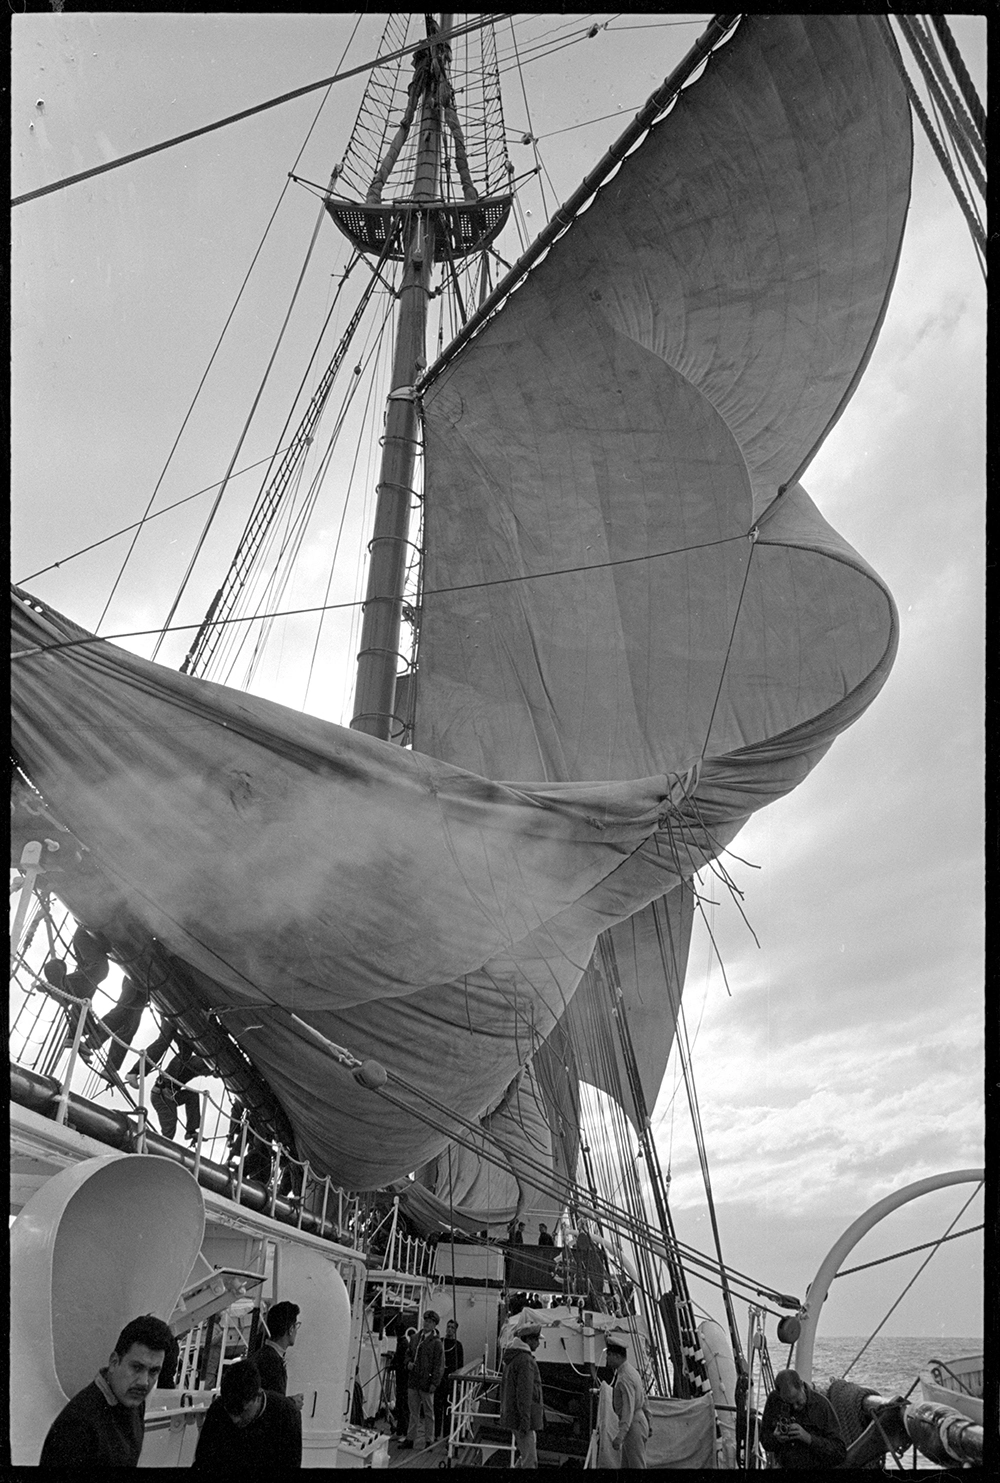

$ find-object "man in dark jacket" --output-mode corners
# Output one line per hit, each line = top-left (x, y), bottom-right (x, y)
(39, 1313), (174, 1468)
(192, 1358), (301, 1471)
(399, 1310), (445, 1451)
(254, 1301), (304, 1410)
(760, 1368), (846, 1468)
(499, 1320), (544, 1470)
(434, 1317), (465, 1440)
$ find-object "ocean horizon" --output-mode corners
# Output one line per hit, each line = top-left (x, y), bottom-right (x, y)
(801, 1334), (981, 1400)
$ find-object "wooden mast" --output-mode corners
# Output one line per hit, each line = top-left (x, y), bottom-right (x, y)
(350, 15), (452, 740)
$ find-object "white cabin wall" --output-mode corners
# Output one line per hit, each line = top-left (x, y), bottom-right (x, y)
(272, 1241), (352, 1466)
(427, 1283), (501, 1371)
(9, 1154), (204, 1466)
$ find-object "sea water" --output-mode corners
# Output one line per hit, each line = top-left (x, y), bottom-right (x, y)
(805, 1334), (981, 1400)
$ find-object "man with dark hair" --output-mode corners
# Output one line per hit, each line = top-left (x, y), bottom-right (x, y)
(192, 1358), (302, 1470)
(390, 1319), (414, 1437)
(605, 1337), (651, 1468)
(435, 1318), (464, 1440)
(39, 1313), (174, 1468)
(255, 1301), (304, 1410)
(760, 1368), (846, 1468)
(499, 1320), (544, 1470)
(399, 1309), (444, 1451)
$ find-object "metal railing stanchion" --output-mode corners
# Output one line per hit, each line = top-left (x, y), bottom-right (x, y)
(55, 997), (91, 1126)
(193, 1090), (208, 1178)
(235, 1118), (249, 1204)
(10, 842), (43, 976)
(269, 1151), (279, 1218)
(136, 1049), (149, 1152)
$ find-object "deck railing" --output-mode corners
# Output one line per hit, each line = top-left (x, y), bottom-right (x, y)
(10, 881), (363, 1247)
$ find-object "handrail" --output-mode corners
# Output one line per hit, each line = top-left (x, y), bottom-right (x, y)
(10, 1063), (363, 1250)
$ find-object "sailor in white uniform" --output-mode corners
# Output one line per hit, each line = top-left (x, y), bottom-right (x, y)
(606, 1337), (651, 1468)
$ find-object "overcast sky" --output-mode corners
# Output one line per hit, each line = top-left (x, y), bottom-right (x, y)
(12, 14), (984, 1339)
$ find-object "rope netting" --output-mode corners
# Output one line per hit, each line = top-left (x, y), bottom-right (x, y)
(334, 15), (510, 205)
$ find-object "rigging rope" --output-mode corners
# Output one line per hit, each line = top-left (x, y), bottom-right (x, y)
(908, 17), (985, 170)
(302, 325), (395, 713)
(12, 533), (751, 660)
(929, 15), (986, 140)
(11, 15), (515, 209)
(150, 199), (343, 664)
(505, 18), (554, 224)
(835, 1223), (983, 1278)
(896, 16), (986, 199)
(650, 896), (746, 1373)
(877, 18), (986, 261)
(15, 448), (297, 587)
(839, 1182), (984, 1379)
(181, 253), (384, 679)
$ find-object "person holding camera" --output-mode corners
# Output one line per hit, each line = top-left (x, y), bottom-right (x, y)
(760, 1369), (846, 1468)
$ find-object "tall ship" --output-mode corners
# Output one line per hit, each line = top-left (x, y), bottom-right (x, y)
(11, 13), (985, 1470)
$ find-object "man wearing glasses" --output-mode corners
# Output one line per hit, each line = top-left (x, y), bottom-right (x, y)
(255, 1302), (304, 1410)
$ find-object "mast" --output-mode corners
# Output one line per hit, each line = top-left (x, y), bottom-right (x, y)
(349, 16), (450, 740)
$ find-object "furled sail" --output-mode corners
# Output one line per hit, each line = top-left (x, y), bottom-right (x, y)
(412, 14), (910, 1220)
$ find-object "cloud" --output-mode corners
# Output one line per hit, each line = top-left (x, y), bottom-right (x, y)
(657, 1002), (983, 1217)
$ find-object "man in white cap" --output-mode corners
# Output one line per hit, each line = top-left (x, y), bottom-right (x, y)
(500, 1320), (544, 1469)
(605, 1337), (651, 1468)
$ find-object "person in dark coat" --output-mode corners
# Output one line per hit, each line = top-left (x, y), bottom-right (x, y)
(434, 1318), (465, 1440)
(39, 1313), (174, 1468)
(499, 1320), (544, 1470)
(760, 1368), (846, 1468)
(255, 1301), (304, 1410)
(192, 1359), (301, 1471)
(390, 1323), (413, 1436)
(399, 1310), (444, 1451)
(86, 976), (149, 1075)
(537, 1223), (555, 1246)
(123, 1020), (174, 1082)
(43, 926), (112, 1058)
(125, 1027), (209, 1143)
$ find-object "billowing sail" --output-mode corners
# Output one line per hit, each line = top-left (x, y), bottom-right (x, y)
(412, 13), (909, 1219)
(11, 16), (909, 1201)
(12, 588), (718, 1189)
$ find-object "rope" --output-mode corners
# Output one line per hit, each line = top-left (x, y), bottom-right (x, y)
(907, 16), (985, 168)
(930, 15), (986, 140)
(181, 252), (383, 678)
(839, 1182), (984, 1379)
(836, 1224), (983, 1277)
(699, 534), (757, 759)
(12, 532), (748, 659)
(895, 15), (986, 199)
(16, 448), (300, 587)
(505, 17), (554, 223)
(149, 200), (346, 663)
(11, 15), (515, 209)
(877, 19), (986, 258)
(651, 899), (745, 1374)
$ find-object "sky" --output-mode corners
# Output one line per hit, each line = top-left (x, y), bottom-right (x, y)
(11, 14), (985, 1341)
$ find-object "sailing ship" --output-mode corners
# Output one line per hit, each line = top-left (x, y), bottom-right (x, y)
(11, 12), (984, 1470)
